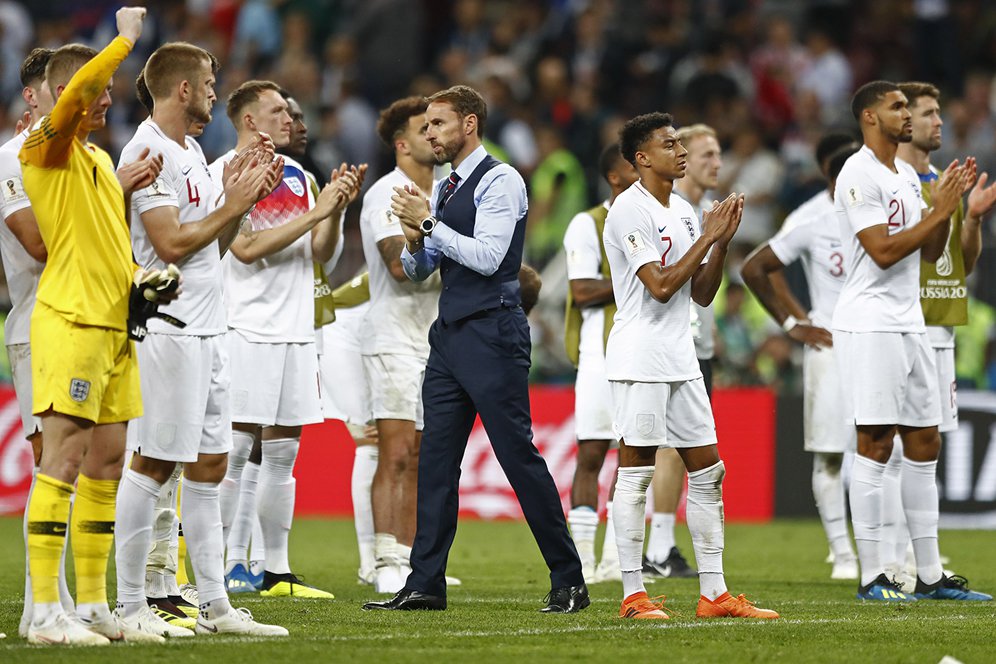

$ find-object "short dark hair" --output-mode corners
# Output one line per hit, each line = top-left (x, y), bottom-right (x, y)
(619, 112), (673, 166)
(226, 80), (282, 127)
(850, 80), (900, 121)
(144, 42), (218, 100)
(45, 44), (98, 91)
(376, 96), (428, 149)
(20, 48), (54, 88)
(518, 264), (542, 314)
(827, 145), (858, 181)
(426, 85), (487, 136)
(597, 142), (626, 183)
(898, 81), (940, 109)
(135, 70), (153, 114)
(815, 131), (859, 167)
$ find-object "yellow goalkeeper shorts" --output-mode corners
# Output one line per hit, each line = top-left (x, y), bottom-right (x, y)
(31, 302), (143, 424)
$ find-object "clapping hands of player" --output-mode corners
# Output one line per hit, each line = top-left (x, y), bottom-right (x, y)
(390, 184), (432, 244)
(701, 192), (746, 248)
(967, 169), (996, 220)
(223, 156), (282, 212)
(788, 322), (833, 351)
(330, 162), (368, 206)
(117, 146), (164, 195)
(14, 111), (31, 135)
(932, 159), (973, 218)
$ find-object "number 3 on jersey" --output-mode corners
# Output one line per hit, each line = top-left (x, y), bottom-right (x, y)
(186, 179), (201, 207)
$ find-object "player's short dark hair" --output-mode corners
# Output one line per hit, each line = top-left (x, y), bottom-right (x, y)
(815, 131), (859, 168)
(826, 145), (858, 181)
(597, 142), (626, 183)
(850, 80), (900, 121)
(518, 264), (542, 314)
(426, 85), (487, 136)
(619, 112), (673, 166)
(20, 48), (54, 88)
(135, 70), (153, 114)
(144, 42), (218, 101)
(897, 81), (940, 109)
(226, 80), (282, 127)
(376, 96), (428, 149)
(45, 44), (98, 91)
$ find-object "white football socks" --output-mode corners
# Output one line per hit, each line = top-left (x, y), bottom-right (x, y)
(880, 441), (907, 573)
(182, 478), (227, 606)
(352, 445), (378, 575)
(226, 460), (260, 569)
(901, 457), (943, 585)
(850, 453), (887, 586)
(114, 469), (163, 614)
(812, 452), (855, 562)
(687, 461), (727, 600)
(146, 466), (180, 599)
(646, 512), (677, 564)
(568, 506), (598, 575)
(600, 500), (619, 567)
(257, 437), (300, 575)
(220, 430), (253, 541)
(613, 466), (653, 598)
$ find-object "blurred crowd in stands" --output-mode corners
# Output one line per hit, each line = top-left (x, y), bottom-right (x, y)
(1, 0), (996, 391)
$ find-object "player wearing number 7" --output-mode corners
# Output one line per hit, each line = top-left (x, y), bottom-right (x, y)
(741, 135), (861, 581)
(831, 80), (988, 602)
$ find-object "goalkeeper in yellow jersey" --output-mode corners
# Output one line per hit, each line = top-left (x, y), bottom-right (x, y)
(18, 7), (177, 646)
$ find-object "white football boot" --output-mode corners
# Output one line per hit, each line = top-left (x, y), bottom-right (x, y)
(196, 606), (288, 636)
(27, 612), (110, 646)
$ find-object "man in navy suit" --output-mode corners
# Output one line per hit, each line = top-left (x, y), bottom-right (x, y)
(363, 85), (587, 613)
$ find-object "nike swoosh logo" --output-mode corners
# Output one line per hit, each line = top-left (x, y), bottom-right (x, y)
(658, 226), (666, 233)
(890, 189), (899, 195)
(182, 166), (192, 175)
(198, 621), (218, 633)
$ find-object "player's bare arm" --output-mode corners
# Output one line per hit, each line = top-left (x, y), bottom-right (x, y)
(391, 183), (432, 254)
(963, 169), (996, 275)
(569, 278), (613, 307)
(5, 208), (47, 262)
(856, 160), (969, 269)
(690, 193), (743, 306)
(312, 162), (367, 263)
(376, 235), (410, 282)
(229, 166), (351, 264)
(741, 243), (832, 350)
(635, 194), (738, 304)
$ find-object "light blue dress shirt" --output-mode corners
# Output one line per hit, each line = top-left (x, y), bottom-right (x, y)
(401, 145), (528, 282)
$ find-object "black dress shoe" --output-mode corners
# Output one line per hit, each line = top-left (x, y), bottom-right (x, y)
(362, 588), (447, 611)
(540, 583), (590, 613)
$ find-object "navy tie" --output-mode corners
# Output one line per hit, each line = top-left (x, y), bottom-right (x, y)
(436, 171), (461, 215)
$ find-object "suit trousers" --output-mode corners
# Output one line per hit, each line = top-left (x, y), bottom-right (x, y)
(406, 306), (583, 596)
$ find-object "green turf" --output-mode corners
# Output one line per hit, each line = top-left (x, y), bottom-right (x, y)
(1, 516), (994, 662)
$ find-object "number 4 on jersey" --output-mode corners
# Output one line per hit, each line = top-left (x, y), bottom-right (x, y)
(186, 179), (201, 207)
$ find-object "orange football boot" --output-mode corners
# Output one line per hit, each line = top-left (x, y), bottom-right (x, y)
(619, 591), (671, 620)
(696, 592), (779, 619)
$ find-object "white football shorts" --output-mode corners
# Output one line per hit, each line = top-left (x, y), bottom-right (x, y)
(574, 352), (616, 443)
(131, 334), (233, 462)
(610, 378), (716, 448)
(933, 346), (958, 433)
(7, 343), (41, 437)
(228, 330), (323, 427)
(803, 344), (855, 453)
(834, 330), (941, 428)
(320, 320), (371, 429)
(364, 352), (425, 430)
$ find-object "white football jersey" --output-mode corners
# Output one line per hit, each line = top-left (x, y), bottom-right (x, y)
(0, 130), (43, 345)
(124, 120), (223, 336)
(564, 202), (609, 363)
(833, 146), (926, 333)
(603, 181), (702, 382)
(358, 167), (439, 358)
(210, 151), (316, 343)
(769, 190), (846, 329)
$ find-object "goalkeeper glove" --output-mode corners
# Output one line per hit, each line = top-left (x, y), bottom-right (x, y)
(128, 264), (186, 341)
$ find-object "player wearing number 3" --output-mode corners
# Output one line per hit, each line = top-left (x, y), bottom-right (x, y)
(740, 133), (861, 581)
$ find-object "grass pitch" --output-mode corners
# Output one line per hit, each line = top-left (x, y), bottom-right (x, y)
(0, 516), (994, 663)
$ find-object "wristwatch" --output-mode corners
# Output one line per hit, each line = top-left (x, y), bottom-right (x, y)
(420, 216), (437, 236)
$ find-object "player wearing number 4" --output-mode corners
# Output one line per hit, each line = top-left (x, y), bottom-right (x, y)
(832, 81), (990, 602)
(604, 112), (778, 620)
(114, 41), (292, 641)
(741, 133), (861, 581)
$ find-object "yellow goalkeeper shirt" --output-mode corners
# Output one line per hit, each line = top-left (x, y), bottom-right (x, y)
(20, 36), (135, 331)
